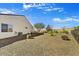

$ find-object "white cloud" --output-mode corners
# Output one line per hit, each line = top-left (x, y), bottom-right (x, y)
(44, 8), (53, 11)
(44, 7), (64, 12)
(52, 8), (61, 10)
(53, 17), (79, 22)
(74, 19), (79, 22)
(22, 3), (64, 13)
(23, 3), (33, 10)
(23, 3), (46, 10)
(53, 8), (64, 12)
(58, 8), (64, 12)
(53, 18), (62, 22)
(0, 11), (15, 14)
(0, 8), (15, 14)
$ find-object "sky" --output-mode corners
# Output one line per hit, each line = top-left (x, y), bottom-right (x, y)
(0, 3), (79, 29)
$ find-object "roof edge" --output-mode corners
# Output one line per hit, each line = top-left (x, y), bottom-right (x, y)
(0, 13), (24, 16)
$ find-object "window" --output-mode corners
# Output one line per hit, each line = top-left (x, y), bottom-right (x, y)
(8, 25), (13, 32)
(1, 24), (8, 32)
(1, 23), (13, 32)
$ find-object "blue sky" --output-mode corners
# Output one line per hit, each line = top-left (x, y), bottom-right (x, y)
(0, 3), (79, 29)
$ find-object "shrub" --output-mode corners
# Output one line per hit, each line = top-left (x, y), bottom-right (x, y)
(48, 30), (52, 34)
(44, 31), (47, 33)
(62, 29), (69, 34)
(47, 30), (55, 36)
(41, 30), (47, 33)
(46, 25), (55, 36)
(54, 30), (59, 33)
(50, 33), (54, 36)
(61, 35), (70, 41)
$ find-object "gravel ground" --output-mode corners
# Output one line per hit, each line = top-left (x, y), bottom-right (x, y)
(0, 33), (79, 56)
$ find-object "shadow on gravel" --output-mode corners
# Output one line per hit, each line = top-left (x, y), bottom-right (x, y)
(0, 34), (27, 48)
(0, 32), (44, 48)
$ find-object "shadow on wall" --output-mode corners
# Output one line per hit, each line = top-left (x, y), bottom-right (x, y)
(71, 29), (79, 44)
(0, 34), (27, 48)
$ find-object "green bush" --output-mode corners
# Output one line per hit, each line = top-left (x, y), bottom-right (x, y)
(47, 30), (55, 36)
(63, 30), (69, 34)
(50, 33), (54, 36)
(48, 30), (52, 34)
(61, 35), (70, 41)
(54, 30), (59, 33)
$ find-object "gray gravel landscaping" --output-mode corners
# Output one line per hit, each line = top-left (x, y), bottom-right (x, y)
(0, 33), (79, 56)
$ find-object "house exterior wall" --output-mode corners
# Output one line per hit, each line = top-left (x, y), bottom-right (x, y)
(0, 14), (34, 39)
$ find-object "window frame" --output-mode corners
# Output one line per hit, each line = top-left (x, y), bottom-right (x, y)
(1, 23), (13, 32)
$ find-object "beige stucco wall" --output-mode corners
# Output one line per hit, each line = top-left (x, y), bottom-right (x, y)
(0, 14), (34, 39)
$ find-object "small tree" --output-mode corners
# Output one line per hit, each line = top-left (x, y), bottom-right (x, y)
(34, 23), (45, 32)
